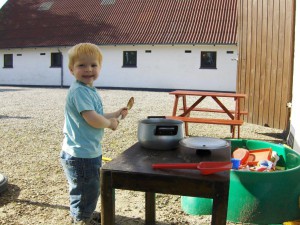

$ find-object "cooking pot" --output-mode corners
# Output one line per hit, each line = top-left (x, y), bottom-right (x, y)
(138, 118), (184, 150)
(180, 137), (231, 156)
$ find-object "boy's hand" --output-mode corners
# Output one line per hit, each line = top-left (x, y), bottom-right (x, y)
(118, 107), (129, 120)
(108, 118), (119, 130)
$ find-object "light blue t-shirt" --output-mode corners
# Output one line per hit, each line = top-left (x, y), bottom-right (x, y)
(62, 81), (104, 158)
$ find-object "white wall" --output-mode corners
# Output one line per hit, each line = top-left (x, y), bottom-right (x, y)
(289, 2), (300, 152)
(95, 45), (238, 91)
(1, 44), (238, 92)
(0, 47), (66, 86)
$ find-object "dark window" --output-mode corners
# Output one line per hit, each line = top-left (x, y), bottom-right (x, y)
(38, 2), (54, 11)
(101, 0), (115, 5)
(3, 54), (13, 68)
(123, 51), (137, 67)
(200, 51), (217, 69)
(51, 52), (62, 67)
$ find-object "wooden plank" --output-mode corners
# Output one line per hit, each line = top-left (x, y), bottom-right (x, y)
(273, 0), (286, 128)
(236, 0), (242, 92)
(237, 0), (248, 119)
(252, 0), (261, 125)
(262, 0), (274, 127)
(169, 90), (247, 98)
(268, 0), (280, 128)
(166, 116), (243, 125)
(258, 0), (268, 125)
(237, 0), (294, 130)
(249, 0), (258, 124)
(180, 96), (206, 117)
(280, 0), (294, 129)
(245, 0), (253, 123)
(179, 107), (248, 115)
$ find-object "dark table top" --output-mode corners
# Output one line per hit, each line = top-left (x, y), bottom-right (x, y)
(102, 142), (231, 182)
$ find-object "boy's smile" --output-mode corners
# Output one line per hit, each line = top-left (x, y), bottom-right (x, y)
(70, 54), (101, 87)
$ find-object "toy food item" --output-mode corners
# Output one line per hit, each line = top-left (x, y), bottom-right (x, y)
(247, 148), (272, 166)
(232, 148), (249, 165)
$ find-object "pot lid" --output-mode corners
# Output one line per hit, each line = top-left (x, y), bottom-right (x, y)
(180, 137), (229, 150)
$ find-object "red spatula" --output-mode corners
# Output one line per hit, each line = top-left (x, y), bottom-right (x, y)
(152, 161), (232, 175)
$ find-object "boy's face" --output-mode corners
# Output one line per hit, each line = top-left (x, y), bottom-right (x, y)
(69, 54), (101, 87)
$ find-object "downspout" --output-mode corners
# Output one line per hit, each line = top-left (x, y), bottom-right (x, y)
(60, 53), (64, 87)
(58, 48), (64, 87)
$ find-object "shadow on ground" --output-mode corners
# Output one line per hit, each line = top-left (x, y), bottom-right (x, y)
(0, 184), (168, 225)
(0, 115), (31, 120)
(0, 183), (21, 207)
(0, 88), (26, 92)
(115, 215), (169, 225)
(0, 183), (69, 210)
(256, 131), (285, 143)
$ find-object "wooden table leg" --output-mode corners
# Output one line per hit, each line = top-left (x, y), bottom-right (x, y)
(182, 96), (189, 136)
(184, 122), (189, 136)
(172, 96), (179, 116)
(211, 183), (229, 225)
(101, 170), (115, 225)
(145, 192), (156, 225)
(235, 98), (241, 139)
(231, 125), (236, 138)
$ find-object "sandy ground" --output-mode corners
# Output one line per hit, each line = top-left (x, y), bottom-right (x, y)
(0, 86), (285, 225)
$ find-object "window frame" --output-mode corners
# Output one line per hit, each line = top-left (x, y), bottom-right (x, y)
(50, 52), (62, 68)
(3, 54), (13, 68)
(122, 51), (137, 68)
(200, 51), (217, 69)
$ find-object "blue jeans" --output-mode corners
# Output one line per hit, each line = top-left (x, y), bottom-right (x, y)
(60, 151), (102, 221)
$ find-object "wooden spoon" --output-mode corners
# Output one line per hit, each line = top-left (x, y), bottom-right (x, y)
(127, 96), (134, 110)
(118, 97), (134, 120)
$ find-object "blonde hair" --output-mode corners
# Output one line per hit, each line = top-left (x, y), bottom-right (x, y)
(68, 43), (103, 69)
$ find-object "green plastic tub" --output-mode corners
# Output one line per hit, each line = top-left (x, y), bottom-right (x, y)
(181, 139), (300, 224)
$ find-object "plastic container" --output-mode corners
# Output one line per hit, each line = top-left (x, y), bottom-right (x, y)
(181, 197), (212, 215)
(230, 158), (241, 169)
(181, 139), (300, 224)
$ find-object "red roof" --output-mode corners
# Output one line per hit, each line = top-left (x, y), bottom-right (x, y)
(0, 0), (237, 48)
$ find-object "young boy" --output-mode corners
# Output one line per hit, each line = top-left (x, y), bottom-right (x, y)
(60, 43), (128, 225)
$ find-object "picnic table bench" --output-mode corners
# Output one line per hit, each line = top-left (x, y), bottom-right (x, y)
(166, 90), (247, 138)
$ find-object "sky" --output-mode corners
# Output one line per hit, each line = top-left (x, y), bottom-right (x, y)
(0, 0), (7, 9)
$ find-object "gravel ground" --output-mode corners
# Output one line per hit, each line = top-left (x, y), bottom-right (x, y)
(0, 86), (285, 225)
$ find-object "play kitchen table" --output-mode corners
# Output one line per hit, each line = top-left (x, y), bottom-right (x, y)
(100, 142), (231, 225)
(166, 90), (247, 138)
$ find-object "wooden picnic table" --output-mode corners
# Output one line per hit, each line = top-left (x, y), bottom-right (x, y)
(166, 90), (247, 138)
(100, 142), (231, 225)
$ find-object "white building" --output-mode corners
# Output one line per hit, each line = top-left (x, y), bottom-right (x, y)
(0, 0), (238, 92)
(0, 45), (238, 91)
